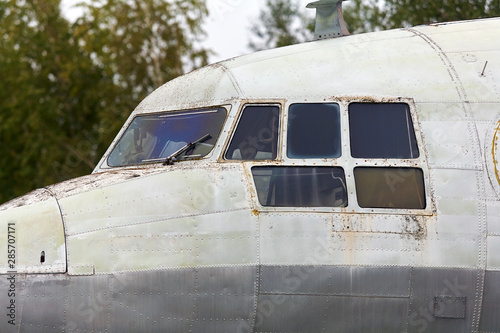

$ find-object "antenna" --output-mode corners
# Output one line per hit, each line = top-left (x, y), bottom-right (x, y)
(306, 0), (350, 40)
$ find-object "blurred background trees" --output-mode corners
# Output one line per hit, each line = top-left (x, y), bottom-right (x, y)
(250, 0), (500, 48)
(1, 0), (500, 204)
(344, 0), (500, 33)
(248, 0), (313, 51)
(0, 0), (208, 203)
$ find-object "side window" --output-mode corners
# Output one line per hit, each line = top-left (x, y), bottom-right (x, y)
(354, 167), (426, 209)
(225, 105), (279, 160)
(251, 166), (347, 207)
(287, 103), (341, 158)
(349, 103), (419, 158)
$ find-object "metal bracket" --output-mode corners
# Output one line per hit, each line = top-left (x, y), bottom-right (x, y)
(306, 0), (350, 40)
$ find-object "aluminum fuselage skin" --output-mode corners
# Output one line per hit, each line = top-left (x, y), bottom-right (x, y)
(1, 18), (500, 332)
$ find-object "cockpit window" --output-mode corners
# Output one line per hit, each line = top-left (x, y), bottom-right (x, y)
(107, 107), (226, 167)
(287, 103), (341, 159)
(349, 103), (419, 158)
(354, 167), (426, 209)
(252, 166), (347, 207)
(225, 105), (280, 160)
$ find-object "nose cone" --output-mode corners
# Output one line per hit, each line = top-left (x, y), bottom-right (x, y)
(0, 189), (66, 273)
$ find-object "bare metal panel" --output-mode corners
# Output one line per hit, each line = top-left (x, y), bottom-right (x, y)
(254, 294), (408, 333)
(108, 267), (257, 331)
(479, 270), (500, 331)
(1, 273), (26, 333)
(260, 265), (411, 297)
(64, 274), (111, 332)
(1, 265), (498, 332)
(408, 268), (477, 333)
(487, 236), (500, 269)
(433, 296), (467, 319)
(0, 266), (257, 332)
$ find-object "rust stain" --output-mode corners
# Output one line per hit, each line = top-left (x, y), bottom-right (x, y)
(333, 96), (410, 104)
(493, 120), (500, 188)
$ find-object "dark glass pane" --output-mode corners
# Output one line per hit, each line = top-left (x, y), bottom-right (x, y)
(349, 103), (419, 158)
(225, 105), (280, 160)
(354, 167), (426, 209)
(108, 108), (226, 167)
(252, 166), (347, 207)
(287, 103), (341, 159)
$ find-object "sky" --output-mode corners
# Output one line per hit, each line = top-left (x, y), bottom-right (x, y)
(61, 0), (314, 64)
(204, 0), (313, 62)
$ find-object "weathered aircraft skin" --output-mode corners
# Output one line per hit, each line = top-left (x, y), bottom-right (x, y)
(1, 17), (500, 333)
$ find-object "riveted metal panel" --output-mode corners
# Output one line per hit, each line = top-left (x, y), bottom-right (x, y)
(63, 274), (111, 332)
(259, 212), (332, 265)
(433, 296), (467, 318)
(486, 200), (500, 234)
(408, 268), (477, 333)
(254, 294), (408, 333)
(260, 265), (411, 297)
(23, 289), (67, 331)
(191, 266), (258, 331)
(479, 270), (500, 331)
(0, 266), (257, 332)
(60, 165), (250, 236)
(108, 269), (196, 331)
(61, 166), (258, 275)
(487, 236), (500, 270)
(259, 212), (434, 268)
(418, 104), (480, 170)
(108, 267), (257, 331)
(0, 273), (27, 333)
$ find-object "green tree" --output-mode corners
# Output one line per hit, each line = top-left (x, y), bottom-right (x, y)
(0, 0), (209, 204)
(344, 0), (500, 33)
(0, 0), (96, 200)
(251, 0), (500, 47)
(248, 0), (313, 51)
(75, 0), (209, 102)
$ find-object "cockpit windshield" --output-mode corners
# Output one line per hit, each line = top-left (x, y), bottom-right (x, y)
(107, 107), (226, 167)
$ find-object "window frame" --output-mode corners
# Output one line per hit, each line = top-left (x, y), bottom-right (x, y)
(286, 102), (342, 159)
(222, 102), (283, 162)
(245, 98), (432, 216)
(251, 165), (348, 208)
(345, 99), (432, 215)
(101, 105), (230, 169)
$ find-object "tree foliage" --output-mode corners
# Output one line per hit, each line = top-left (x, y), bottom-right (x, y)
(345, 0), (500, 33)
(0, 0), (208, 204)
(248, 0), (313, 51)
(251, 0), (500, 49)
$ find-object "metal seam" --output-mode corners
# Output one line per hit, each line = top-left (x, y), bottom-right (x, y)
(406, 27), (488, 330)
(65, 207), (252, 237)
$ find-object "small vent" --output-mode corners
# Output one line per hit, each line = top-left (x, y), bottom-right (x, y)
(306, 0), (350, 40)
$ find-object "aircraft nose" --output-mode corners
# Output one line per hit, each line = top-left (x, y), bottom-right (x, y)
(0, 189), (66, 274)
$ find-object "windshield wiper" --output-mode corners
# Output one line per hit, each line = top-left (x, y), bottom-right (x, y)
(163, 134), (211, 166)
